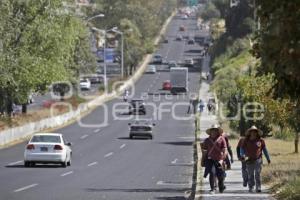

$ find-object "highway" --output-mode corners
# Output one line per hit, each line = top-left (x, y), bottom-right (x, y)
(0, 12), (209, 200)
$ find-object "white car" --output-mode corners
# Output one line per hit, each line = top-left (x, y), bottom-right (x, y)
(185, 58), (194, 66)
(145, 65), (157, 74)
(152, 54), (163, 64)
(24, 133), (72, 167)
(80, 79), (91, 90)
(128, 119), (156, 139)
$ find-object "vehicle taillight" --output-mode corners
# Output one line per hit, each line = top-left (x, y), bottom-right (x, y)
(26, 144), (35, 150)
(54, 145), (63, 150)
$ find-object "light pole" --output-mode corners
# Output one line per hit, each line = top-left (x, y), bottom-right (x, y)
(110, 27), (124, 78)
(86, 14), (108, 92)
(91, 27), (108, 92)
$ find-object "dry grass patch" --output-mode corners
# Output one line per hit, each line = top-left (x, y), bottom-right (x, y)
(0, 96), (86, 131)
(262, 139), (300, 200)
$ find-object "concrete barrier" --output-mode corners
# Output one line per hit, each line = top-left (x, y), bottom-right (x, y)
(0, 12), (176, 148)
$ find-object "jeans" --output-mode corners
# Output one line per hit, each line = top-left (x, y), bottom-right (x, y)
(246, 158), (262, 190)
(241, 161), (248, 185)
(204, 159), (225, 191)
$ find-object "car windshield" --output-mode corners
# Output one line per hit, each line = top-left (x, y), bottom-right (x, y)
(80, 79), (87, 83)
(31, 135), (61, 143)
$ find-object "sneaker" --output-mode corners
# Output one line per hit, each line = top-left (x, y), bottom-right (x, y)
(219, 186), (226, 193)
(209, 189), (215, 194)
(256, 189), (262, 193)
(249, 187), (254, 193)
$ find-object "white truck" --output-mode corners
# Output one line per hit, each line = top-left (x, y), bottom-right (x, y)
(170, 67), (188, 94)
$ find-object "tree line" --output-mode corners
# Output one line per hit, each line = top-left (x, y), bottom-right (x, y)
(200, 0), (300, 153)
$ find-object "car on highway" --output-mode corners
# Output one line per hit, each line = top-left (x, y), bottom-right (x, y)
(162, 80), (172, 90)
(176, 34), (183, 41)
(168, 61), (178, 69)
(24, 133), (72, 167)
(185, 58), (194, 67)
(128, 119), (155, 139)
(80, 79), (91, 90)
(179, 25), (185, 31)
(145, 65), (157, 74)
(181, 14), (188, 20)
(129, 99), (146, 115)
(187, 39), (195, 45)
(88, 74), (103, 84)
(152, 54), (163, 64)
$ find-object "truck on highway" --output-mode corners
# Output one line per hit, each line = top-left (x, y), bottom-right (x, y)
(170, 67), (188, 94)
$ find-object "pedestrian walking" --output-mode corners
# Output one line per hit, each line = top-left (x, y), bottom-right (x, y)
(202, 124), (227, 194)
(207, 103), (215, 114)
(198, 99), (205, 113)
(236, 136), (248, 187)
(240, 126), (271, 193)
(187, 97), (198, 114)
(123, 89), (129, 102)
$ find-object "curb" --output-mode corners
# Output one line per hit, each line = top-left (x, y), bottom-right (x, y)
(194, 85), (203, 200)
(0, 11), (176, 148)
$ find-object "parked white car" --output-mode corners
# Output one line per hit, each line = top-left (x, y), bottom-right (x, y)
(24, 133), (72, 167)
(80, 79), (91, 90)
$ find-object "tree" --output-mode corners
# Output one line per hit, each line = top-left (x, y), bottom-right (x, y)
(254, 0), (300, 153)
(201, 2), (221, 21)
(0, 0), (95, 115)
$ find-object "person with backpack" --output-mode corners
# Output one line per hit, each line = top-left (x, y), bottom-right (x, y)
(202, 124), (227, 194)
(240, 126), (271, 193)
(236, 136), (248, 187)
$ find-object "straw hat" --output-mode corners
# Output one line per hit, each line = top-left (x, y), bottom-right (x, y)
(245, 125), (263, 137)
(206, 124), (223, 135)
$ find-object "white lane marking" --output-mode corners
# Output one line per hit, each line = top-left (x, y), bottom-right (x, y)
(171, 159), (178, 164)
(87, 162), (98, 167)
(104, 152), (114, 158)
(156, 181), (191, 187)
(120, 144), (126, 149)
(80, 134), (89, 139)
(14, 183), (38, 193)
(94, 129), (100, 133)
(8, 160), (23, 166)
(60, 171), (73, 177)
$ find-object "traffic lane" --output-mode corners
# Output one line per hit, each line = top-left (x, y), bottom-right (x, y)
(7, 97), (196, 200)
(0, 75), (199, 200)
(0, 12), (199, 200)
(0, 54), (202, 198)
(0, 10), (181, 177)
(0, 55), (178, 196)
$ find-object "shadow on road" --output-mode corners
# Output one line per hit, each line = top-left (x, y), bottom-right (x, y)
(160, 141), (194, 146)
(5, 164), (62, 168)
(117, 137), (150, 141)
(85, 187), (189, 194)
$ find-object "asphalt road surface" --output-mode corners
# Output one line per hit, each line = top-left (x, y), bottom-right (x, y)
(0, 12), (209, 200)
